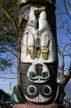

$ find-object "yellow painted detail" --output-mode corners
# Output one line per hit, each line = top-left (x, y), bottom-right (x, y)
(18, 0), (28, 4)
(28, 47), (35, 59)
(41, 47), (48, 60)
(31, 7), (45, 13)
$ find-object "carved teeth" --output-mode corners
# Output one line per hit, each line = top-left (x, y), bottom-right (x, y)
(24, 93), (53, 103)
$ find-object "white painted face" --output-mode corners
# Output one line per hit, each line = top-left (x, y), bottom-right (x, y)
(27, 63), (50, 83)
(21, 9), (56, 63)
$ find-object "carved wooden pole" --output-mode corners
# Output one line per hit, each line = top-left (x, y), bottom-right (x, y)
(12, 0), (71, 108)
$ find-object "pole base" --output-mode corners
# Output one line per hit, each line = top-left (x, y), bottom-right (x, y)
(12, 103), (65, 108)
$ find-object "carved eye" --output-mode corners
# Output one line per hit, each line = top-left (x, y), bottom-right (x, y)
(40, 71), (50, 80)
(27, 85), (37, 96)
(29, 72), (38, 80)
(41, 72), (49, 77)
(29, 72), (37, 77)
(42, 85), (52, 96)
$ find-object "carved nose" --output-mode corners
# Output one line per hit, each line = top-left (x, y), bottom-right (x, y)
(35, 64), (43, 75)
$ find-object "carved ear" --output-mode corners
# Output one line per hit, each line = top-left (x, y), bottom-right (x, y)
(39, 11), (47, 20)
(39, 11), (47, 30)
(28, 9), (37, 28)
(38, 11), (51, 31)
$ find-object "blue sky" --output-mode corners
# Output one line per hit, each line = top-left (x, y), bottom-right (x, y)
(0, 0), (71, 95)
(56, 0), (71, 69)
(0, 54), (17, 94)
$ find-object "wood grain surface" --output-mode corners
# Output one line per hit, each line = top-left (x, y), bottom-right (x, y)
(12, 103), (65, 108)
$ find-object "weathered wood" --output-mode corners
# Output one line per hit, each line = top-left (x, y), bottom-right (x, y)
(12, 103), (65, 108)
(17, 4), (58, 103)
(17, 18), (27, 85)
(14, 0), (71, 105)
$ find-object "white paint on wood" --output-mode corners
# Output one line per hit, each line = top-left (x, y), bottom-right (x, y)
(24, 94), (53, 103)
(42, 85), (52, 96)
(27, 85), (37, 96)
(21, 9), (56, 63)
(27, 63), (50, 83)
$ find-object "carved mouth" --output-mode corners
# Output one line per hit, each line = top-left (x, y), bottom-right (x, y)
(24, 94), (53, 103)
(28, 71), (50, 83)
(29, 76), (50, 83)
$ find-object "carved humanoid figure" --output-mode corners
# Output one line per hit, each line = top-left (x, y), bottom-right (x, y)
(21, 8), (56, 63)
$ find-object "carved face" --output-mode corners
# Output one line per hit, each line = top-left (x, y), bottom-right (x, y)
(20, 6), (57, 103)
(21, 9), (56, 62)
(27, 63), (50, 83)
(21, 63), (57, 103)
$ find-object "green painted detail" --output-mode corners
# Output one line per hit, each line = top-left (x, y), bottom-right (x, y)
(41, 72), (49, 77)
(59, 92), (65, 103)
(13, 93), (19, 102)
(29, 71), (49, 78)
(29, 72), (37, 78)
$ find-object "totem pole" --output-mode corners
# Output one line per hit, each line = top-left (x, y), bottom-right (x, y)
(13, 0), (71, 107)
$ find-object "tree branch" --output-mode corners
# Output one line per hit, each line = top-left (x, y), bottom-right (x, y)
(60, 63), (71, 87)
(64, 0), (71, 20)
(58, 46), (64, 75)
(58, 45), (71, 87)
(1, 7), (17, 31)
